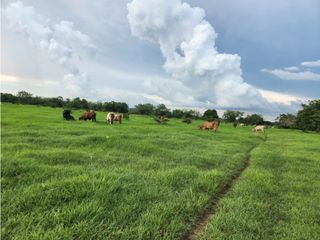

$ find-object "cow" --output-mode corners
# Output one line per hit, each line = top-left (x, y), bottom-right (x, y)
(106, 112), (122, 124)
(79, 110), (96, 122)
(239, 123), (246, 127)
(253, 125), (266, 133)
(63, 109), (75, 120)
(199, 120), (220, 132)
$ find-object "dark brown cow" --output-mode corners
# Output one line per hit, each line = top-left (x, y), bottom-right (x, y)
(198, 120), (220, 132)
(79, 110), (96, 122)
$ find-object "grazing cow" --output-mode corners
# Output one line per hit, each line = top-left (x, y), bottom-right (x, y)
(79, 110), (96, 122)
(106, 112), (122, 124)
(199, 120), (220, 132)
(253, 125), (266, 133)
(63, 110), (75, 120)
(239, 123), (245, 127)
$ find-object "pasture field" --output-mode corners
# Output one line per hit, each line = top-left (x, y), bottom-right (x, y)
(198, 129), (320, 240)
(1, 103), (319, 240)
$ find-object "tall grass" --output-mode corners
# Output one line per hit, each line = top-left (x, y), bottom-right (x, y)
(1, 103), (262, 239)
(198, 129), (320, 240)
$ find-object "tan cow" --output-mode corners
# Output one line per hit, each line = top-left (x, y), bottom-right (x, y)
(199, 120), (220, 132)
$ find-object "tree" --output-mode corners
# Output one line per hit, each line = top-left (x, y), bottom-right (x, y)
(16, 91), (33, 104)
(17, 91), (33, 98)
(172, 109), (184, 118)
(203, 109), (219, 121)
(222, 110), (244, 122)
(154, 104), (171, 117)
(135, 103), (154, 115)
(275, 113), (296, 129)
(296, 100), (320, 132)
(1, 93), (16, 103)
(244, 114), (264, 125)
(70, 97), (82, 109)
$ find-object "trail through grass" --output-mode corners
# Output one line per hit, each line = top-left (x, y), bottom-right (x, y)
(198, 129), (320, 240)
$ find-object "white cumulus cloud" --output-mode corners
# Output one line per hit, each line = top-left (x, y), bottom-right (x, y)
(3, 1), (97, 97)
(127, 0), (271, 111)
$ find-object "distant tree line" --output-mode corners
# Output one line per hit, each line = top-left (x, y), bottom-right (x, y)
(130, 103), (202, 119)
(2, 91), (319, 132)
(275, 100), (320, 132)
(1, 91), (129, 113)
(222, 110), (267, 125)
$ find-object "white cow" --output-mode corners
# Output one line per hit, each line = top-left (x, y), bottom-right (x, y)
(253, 125), (266, 133)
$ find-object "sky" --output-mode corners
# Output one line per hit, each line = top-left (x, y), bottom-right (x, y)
(1, 0), (320, 120)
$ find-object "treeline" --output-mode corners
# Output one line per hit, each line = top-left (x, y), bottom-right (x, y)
(274, 100), (320, 132)
(1, 91), (129, 113)
(221, 110), (272, 126)
(2, 91), (319, 132)
(130, 103), (202, 119)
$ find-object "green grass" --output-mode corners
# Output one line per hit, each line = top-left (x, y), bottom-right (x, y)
(1, 103), (319, 240)
(198, 129), (320, 240)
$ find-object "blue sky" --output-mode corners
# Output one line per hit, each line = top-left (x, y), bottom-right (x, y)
(1, 0), (320, 119)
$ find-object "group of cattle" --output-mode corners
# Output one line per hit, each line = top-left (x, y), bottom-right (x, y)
(63, 110), (267, 133)
(63, 109), (124, 124)
(197, 120), (266, 133)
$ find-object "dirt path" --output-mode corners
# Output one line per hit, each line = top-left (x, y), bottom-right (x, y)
(182, 140), (264, 240)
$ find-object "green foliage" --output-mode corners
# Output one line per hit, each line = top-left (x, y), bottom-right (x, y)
(222, 110), (244, 122)
(1, 93), (16, 103)
(275, 113), (297, 129)
(17, 90), (33, 98)
(153, 115), (169, 124)
(296, 100), (320, 132)
(1, 91), (128, 112)
(182, 118), (192, 124)
(203, 109), (219, 121)
(172, 109), (201, 119)
(154, 104), (171, 117)
(132, 103), (155, 115)
(244, 113), (264, 125)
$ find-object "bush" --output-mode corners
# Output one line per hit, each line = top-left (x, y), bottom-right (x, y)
(182, 118), (192, 124)
(153, 116), (169, 124)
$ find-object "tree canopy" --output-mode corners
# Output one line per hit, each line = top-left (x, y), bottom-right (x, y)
(296, 100), (320, 132)
(244, 114), (264, 125)
(222, 110), (244, 122)
(275, 113), (296, 129)
(203, 109), (219, 121)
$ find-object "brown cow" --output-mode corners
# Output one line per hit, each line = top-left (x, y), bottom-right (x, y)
(199, 120), (220, 132)
(79, 110), (96, 122)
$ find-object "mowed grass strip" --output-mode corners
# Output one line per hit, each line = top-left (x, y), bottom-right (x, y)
(1, 104), (262, 239)
(198, 129), (320, 240)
